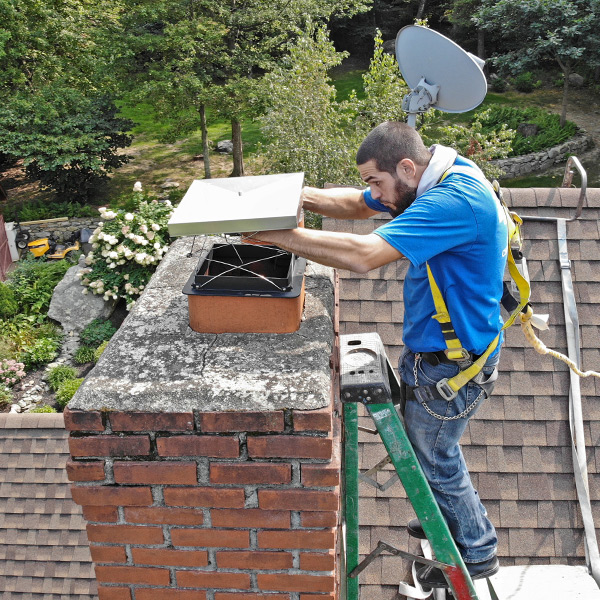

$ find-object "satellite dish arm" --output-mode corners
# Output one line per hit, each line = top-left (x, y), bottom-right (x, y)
(402, 77), (440, 128)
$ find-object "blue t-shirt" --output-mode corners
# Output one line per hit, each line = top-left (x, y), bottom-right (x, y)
(364, 156), (508, 355)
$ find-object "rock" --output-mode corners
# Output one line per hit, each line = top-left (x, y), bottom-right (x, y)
(517, 123), (539, 137)
(160, 180), (180, 189)
(10, 404), (21, 413)
(216, 140), (234, 154)
(48, 262), (117, 332)
(568, 73), (585, 88)
(18, 400), (26, 408)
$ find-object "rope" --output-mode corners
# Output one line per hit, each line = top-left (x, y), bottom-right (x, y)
(520, 314), (600, 379)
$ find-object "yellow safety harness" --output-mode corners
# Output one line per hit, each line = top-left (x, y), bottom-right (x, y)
(425, 171), (600, 403)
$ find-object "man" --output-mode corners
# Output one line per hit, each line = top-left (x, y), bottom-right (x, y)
(252, 121), (505, 587)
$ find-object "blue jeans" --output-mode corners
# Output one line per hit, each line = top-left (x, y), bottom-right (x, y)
(399, 347), (499, 563)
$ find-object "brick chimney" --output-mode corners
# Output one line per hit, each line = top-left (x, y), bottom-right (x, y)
(65, 237), (340, 600)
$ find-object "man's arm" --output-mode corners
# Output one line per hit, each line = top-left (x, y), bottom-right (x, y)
(250, 228), (403, 274)
(302, 186), (380, 220)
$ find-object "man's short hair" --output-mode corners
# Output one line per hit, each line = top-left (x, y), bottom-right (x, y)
(356, 121), (431, 174)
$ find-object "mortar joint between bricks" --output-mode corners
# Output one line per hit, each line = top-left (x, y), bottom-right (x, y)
(197, 457), (210, 485)
(250, 529), (258, 550)
(250, 572), (258, 591)
(291, 511), (301, 529)
(117, 506), (126, 525)
(151, 485), (165, 505)
(292, 549), (300, 569)
(238, 432), (248, 460)
(291, 460), (301, 485)
(244, 486), (258, 508)
(163, 524), (172, 546)
(103, 458), (115, 484)
(283, 408), (293, 432)
(124, 544), (133, 564)
(208, 548), (217, 568)
(203, 508), (212, 527)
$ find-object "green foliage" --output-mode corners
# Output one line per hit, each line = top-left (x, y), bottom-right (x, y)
(474, 105), (578, 156)
(3, 200), (98, 222)
(47, 365), (78, 392)
(424, 114), (514, 180)
(80, 193), (173, 307)
(490, 77), (508, 93)
(29, 404), (58, 413)
(0, 283), (18, 319)
(55, 378), (84, 408)
(513, 72), (540, 94)
(80, 319), (117, 349)
(0, 317), (62, 368)
(5, 257), (71, 317)
(94, 340), (110, 363)
(0, 385), (12, 408)
(74, 346), (96, 365)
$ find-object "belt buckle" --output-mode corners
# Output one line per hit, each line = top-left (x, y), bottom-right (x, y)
(436, 378), (458, 401)
(444, 348), (471, 362)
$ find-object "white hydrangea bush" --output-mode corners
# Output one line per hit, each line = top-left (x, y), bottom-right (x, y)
(79, 194), (173, 308)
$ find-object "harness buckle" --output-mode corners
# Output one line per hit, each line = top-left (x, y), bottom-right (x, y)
(445, 348), (471, 362)
(436, 378), (458, 401)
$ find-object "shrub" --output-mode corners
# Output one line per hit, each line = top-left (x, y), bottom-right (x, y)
(80, 319), (117, 348)
(29, 404), (57, 413)
(0, 359), (26, 387)
(12, 200), (98, 222)
(47, 365), (78, 391)
(94, 340), (109, 363)
(0, 385), (12, 408)
(55, 378), (84, 408)
(513, 71), (541, 93)
(74, 346), (96, 365)
(6, 257), (71, 316)
(0, 283), (18, 319)
(474, 105), (578, 156)
(79, 193), (173, 309)
(490, 77), (507, 93)
(0, 318), (62, 366)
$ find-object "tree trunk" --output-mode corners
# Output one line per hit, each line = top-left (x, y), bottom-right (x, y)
(416, 0), (427, 20)
(477, 29), (485, 60)
(200, 104), (211, 179)
(231, 118), (244, 177)
(560, 68), (570, 128)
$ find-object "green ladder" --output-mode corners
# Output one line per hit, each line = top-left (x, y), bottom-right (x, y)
(339, 332), (482, 600)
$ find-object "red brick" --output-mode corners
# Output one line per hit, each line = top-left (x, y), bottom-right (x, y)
(82, 505), (119, 523)
(216, 551), (293, 570)
(299, 552), (335, 571)
(210, 463), (291, 485)
(257, 574), (335, 593)
(248, 435), (332, 459)
(300, 595), (335, 600)
(124, 507), (204, 526)
(293, 408), (332, 432)
(98, 586), (132, 600)
(66, 459), (105, 482)
(258, 530), (335, 550)
(71, 485), (152, 507)
(164, 487), (245, 508)
(64, 408), (104, 432)
(137, 590), (207, 600)
(157, 436), (239, 458)
(299, 512), (337, 528)
(87, 524), (164, 545)
(211, 509), (290, 529)
(69, 435), (150, 457)
(171, 529), (249, 548)
(258, 489), (339, 512)
(113, 461), (197, 484)
(198, 412), (284, 432)
(177, 571), (251, 590)
(301, 464), (339, 487)
(110, 411), (194, 432)
(90, 545), (128, 564)
(95, 565), (170, 586)
(215, 595), (289, 600)
(132, 548), (209, 567)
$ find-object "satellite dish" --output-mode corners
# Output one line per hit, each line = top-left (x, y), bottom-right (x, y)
(395, 25), (487, 127)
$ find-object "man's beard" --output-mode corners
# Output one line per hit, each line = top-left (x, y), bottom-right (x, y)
(388, 178), (417, 218)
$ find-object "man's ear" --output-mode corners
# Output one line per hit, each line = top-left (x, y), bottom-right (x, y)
(395, 158), (417, 180)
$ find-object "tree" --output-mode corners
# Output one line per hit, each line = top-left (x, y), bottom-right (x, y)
(475, 0), (600, 126)
(447, 0), (486, 59)
(0, 0), (132, 201)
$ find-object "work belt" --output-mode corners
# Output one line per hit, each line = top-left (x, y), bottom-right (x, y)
(403, 350), (498, 404)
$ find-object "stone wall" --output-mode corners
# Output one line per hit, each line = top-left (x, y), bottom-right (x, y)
(64, 236), (340, 600)
(21, 217), (100, 241)
(493, 133), (592, 179)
